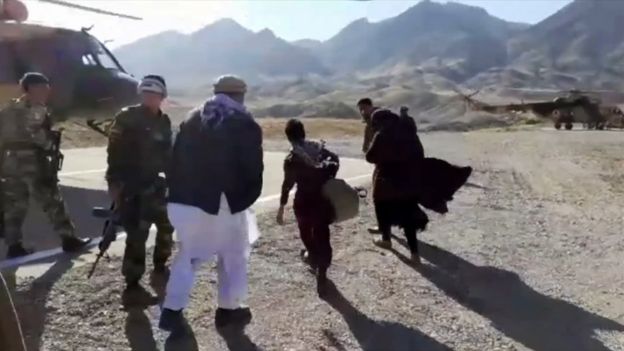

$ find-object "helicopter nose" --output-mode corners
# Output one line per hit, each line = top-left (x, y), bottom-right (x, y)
(115, 75), (141, 106)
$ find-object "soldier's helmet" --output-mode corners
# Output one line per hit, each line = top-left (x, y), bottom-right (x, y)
(400, 106), (409, 116)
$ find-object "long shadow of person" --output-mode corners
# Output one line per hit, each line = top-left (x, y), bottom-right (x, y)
(122, 278), (161, 351)
(216, 323), (261, 351)
(391, 238), (624, 351)
(125, 309), (158, 351)
(5, 256), (75, 351)
(163, 314), (199, 351)
(321, 280), (454, 351)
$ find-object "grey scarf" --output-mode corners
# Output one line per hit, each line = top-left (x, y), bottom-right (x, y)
(291, 140), (324, 167)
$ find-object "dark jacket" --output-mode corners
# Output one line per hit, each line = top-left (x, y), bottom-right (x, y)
(280, 145), (339, 219)
(106, 105), (172, 188)
(366, 114), (472, 213)
(167, 108), (263, 215)
(366, 116), (424, 201)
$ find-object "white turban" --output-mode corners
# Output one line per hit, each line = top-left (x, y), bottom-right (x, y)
(138, 76), (167, 97)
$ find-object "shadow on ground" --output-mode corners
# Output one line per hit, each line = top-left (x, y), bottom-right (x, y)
(162, 314), (199, 351)
(4, 256), (75, 350)
(217, 323), (261, 351)
(391, 237), (624, 351)
(125, 309), (159, 351)
(321, 280), (454, 351)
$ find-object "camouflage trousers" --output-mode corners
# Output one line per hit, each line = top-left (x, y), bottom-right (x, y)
(1, 176), (75, 246)
(121, 186), (174, 284)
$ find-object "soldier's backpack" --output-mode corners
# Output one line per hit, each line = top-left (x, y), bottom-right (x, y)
(322, 178), (360, 224)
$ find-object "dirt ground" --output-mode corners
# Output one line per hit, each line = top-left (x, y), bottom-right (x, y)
(57, 117), (365, 149)
(6, 128), (624, 351)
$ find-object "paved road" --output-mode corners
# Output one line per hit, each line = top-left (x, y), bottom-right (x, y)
(0, 147), (373, 278)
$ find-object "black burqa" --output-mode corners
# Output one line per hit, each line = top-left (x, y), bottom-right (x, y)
(367, 110), (472, 229)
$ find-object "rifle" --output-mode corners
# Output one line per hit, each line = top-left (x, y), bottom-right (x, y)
(86, 118), (115, 137)
(47, 129), (64, 173)
(87, 202), (120, 278)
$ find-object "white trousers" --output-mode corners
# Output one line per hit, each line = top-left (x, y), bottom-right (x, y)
(163, 196), (259, 311)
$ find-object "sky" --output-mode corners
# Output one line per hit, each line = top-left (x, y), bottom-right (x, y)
(23, 0), (573, 49)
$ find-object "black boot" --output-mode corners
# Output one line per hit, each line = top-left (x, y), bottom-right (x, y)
(159, 308), (186, 335)
(6, 243), (33, 259)
(215, 307), (252, 329)
(62, 236), (92, 253)
(122, 282), (158, 308)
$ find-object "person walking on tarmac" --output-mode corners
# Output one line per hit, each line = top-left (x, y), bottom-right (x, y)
(277, 119), (339, 294)
(0, 72), (91, 259)
(106, 75), (174, 291)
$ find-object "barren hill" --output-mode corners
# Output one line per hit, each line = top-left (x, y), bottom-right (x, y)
(115, 19), (329, 91)
(113, 0), (624, 125)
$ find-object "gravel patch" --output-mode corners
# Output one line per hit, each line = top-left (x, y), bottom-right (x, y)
(7, 129), (624, 351)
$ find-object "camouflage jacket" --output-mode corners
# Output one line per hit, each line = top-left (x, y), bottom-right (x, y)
(0, 97), (53, 177)
(106, 104), (172, 189)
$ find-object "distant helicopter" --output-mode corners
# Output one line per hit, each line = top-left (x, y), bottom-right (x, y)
(0, 0), (141, 118)
(460, 89), (624, 131)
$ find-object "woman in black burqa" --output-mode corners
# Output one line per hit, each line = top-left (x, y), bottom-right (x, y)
(365, 109), (472, 263)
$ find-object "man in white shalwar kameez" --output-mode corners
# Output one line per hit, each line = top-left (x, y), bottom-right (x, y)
(159, 75), (263, 332)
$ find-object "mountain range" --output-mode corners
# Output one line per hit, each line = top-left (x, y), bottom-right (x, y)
(114, 0), (624, 122)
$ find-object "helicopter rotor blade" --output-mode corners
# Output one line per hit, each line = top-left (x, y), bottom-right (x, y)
(37, 0), (142, 20)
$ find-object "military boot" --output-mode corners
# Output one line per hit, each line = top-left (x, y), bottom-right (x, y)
(61, 236), (92, 253)
(6, 244), (33, 259)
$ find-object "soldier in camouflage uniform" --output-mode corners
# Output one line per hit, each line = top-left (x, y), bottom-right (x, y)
(106, 75), (174, 289)
(0, 73), (91, 258)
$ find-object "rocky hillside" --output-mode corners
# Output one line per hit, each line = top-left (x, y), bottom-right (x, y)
(115, 19), (329, 90)
(314, 0), (526, 82)
(113, 0), (624, 120)
(469, 0), (624, 90)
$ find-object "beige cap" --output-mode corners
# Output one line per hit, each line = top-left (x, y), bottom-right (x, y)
(213, 75), (247, 94)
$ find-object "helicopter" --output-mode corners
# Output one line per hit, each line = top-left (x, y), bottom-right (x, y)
(0, 0), (142, 118)
(460, 89), (624, 131)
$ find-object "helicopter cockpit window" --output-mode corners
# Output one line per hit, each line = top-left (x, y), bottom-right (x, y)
(82, 54), (97, 66)
(95, 48), (120, 70)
